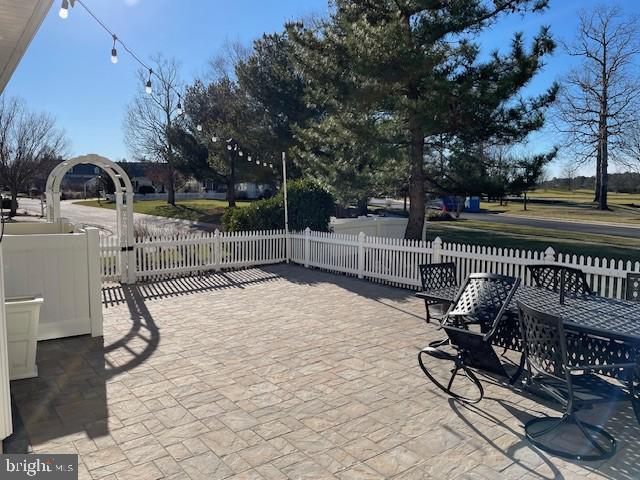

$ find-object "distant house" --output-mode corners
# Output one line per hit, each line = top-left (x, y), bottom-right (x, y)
(63, 160), (273, 200)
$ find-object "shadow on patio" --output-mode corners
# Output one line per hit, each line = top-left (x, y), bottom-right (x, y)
(2, 265), (638, 480)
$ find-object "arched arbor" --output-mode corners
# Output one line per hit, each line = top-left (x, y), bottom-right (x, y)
(46, 154), (135, 283)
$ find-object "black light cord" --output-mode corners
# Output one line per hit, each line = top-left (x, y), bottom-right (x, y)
(73, 0), (183, 99)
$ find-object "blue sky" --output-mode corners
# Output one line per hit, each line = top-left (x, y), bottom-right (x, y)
(5, 0), (640, 176)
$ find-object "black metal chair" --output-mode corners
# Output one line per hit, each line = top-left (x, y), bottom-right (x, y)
(418, 273), (520, 403)
(419, 262), (457, 323)
(527, 264), (592, 295)
(626, 272), (640, 302)
(516, 301), (637, 461)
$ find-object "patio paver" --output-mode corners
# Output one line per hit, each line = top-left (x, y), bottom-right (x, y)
(5, 264), (640, 479)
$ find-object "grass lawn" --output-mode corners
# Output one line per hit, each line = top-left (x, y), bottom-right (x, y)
(426, 219), (640, 263)
(482, 189), (640, 224)
(76, 199), (250, 224)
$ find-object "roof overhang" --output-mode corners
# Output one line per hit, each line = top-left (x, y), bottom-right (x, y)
(0, 0), (53, 94)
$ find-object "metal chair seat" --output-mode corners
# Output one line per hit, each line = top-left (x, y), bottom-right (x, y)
(418, 273), (520, 403)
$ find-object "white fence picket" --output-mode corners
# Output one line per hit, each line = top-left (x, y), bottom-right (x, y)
(99, 229), (640, 300)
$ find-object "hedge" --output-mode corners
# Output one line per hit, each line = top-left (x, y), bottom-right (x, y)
(222, 178), (334, 232)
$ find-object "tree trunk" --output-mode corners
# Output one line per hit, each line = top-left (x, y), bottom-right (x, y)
(523, 191), (528, 211)
(227, 153), (236, 208)
(598, 131), (609, 210)
(167, 173), (176, 206)
(357, 197), (368, 216)
(403, 194), (408, 213)
(594, 147), (601, 203)
(10, 189), (18, 217)
(405, 125), (425, 239)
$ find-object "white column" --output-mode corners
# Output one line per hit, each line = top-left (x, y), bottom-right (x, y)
(115, 192), (126, 283)
(125, 193), (136, 284)
(0, 246), (13, 443)
(85, 228), (103, 337)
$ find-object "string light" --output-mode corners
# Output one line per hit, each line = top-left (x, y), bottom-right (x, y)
(176, 95), (183, 115)
(196, 124), (203, 132)
(238, 150), (243, 157)
(61, 0), (184, 100)
(248, 155), (252, 162)
(227, 144), (232, 151)
(211, 135), (218, 142)
(59, 0), (72, 19)
(145, 69), (153, 94)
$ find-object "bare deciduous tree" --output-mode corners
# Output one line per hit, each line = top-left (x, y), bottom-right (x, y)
(124, 55), (183, 205)
(555, 4), (640, 210)
(0, 96), (67, 216)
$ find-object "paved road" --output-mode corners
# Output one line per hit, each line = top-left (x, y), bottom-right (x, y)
(17, 197), (640, 239)
(17, 198), (216, 235)
(370, 198), (640, 239)
(462, 212), (640, 239)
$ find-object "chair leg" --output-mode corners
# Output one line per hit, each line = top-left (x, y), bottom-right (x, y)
(424, 300), (430, 323)
(509, 352), (526, 386)
(525, 414), (616, 461)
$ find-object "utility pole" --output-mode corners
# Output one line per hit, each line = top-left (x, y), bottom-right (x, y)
(282, 152), (289, 262)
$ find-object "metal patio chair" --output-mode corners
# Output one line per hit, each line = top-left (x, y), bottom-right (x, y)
(516, 301), (638, 461)
(418, 273), (520, 403)
(527, 264), (592, 296)
(418, 262), (457, 323)
(626, 272), (640, 302)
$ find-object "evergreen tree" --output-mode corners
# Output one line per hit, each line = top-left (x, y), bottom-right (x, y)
(289, 0), (557, 238)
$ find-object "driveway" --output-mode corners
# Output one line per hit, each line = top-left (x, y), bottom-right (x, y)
(18, 198), (215, 235)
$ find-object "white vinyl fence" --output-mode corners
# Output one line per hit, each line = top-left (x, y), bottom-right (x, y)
(100, 230), (287, 282)
(100, 228), (640, 300)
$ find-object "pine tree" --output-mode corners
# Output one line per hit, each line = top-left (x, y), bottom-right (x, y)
(289, 0), (557, 238)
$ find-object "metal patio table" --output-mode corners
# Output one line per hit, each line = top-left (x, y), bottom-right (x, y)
(416, 284), (640, 390)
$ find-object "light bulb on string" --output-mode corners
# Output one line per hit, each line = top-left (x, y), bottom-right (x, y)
(227, 144), (232, 151)
(176, 103), (183, 116)
(239, 151), (243, 157)
(269, 164), (273, 168)
(196, 124), (202, 132)
(247, 155), (252, 162)
(110, 35), (118, 64)
(255, 160), (260, 165)
(59, 0), (69, 19)
(145, 69), (153, 94)
(211, 135), (218, 143)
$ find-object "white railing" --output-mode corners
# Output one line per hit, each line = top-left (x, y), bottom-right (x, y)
(100, 227), (640, 300)
(290, 229), (640, 299)
(101, 230), (287, 282)
(100, 235), (121, 282)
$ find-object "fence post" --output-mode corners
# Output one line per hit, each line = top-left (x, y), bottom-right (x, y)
(85, 228), (104, 337)
(358, 231), (365, 279)
(214, 229), (221, 271)
(304, 227), (311, 268)
(544, 246), (556, 264)
(432, 236), (443, 263)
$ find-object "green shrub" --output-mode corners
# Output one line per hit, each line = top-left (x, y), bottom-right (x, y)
(222, 178), (334, 232)
(427, 210), (454, 222)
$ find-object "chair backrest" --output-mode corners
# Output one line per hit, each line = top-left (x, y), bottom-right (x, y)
(445, 273), (520, 335)
(419, 262), (457, 291)
(626, 273), (640, 303)
(516, 301), (570, 383)
(527, 264), (592, 295)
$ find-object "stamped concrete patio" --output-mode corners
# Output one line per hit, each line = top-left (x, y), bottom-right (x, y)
(5, 265), (640, 479)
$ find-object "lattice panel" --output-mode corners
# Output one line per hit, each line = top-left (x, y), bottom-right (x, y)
(447, 275), (519, 333)
(627, 273), (640, 303)
(419, 262), (457, 291)
(528, 265), (592, 295)
(518, 305), (567, 378)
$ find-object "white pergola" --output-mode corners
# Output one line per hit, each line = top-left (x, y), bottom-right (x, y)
(46, 154), (136, 283)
